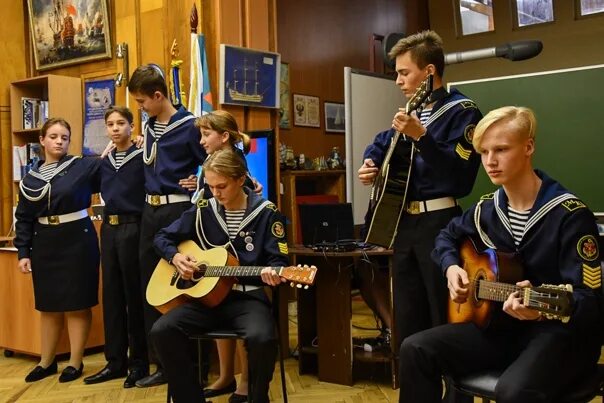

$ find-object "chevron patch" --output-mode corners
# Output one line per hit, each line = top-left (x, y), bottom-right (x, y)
(561, 199), (586, 212)
(278, 242), (288, 254)
(582, 263), (602, 289)
(455, 143), (472, 160)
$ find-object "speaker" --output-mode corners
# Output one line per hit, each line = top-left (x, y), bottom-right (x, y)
(383, 32), (406, 69)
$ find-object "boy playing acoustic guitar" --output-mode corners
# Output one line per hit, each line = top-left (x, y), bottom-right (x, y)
(399, 106), (603, 402)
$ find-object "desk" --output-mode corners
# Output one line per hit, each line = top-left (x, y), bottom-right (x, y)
(289, 246), (397, 387)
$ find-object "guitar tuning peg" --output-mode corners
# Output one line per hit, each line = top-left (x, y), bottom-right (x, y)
(297, 284), (302, 288)
(290, 282), (295, 288)
(304, 285), (309, 289)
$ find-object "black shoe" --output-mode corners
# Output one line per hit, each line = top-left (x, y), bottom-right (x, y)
(83, 366), (127, 384)
(124, 367), (149, 388)
(25, 360), (58, 382)
(203, 379), (237, 397)
(228, 392), (248, 403)
(59, 363), (84, 383)
(135, 369), (166, 388)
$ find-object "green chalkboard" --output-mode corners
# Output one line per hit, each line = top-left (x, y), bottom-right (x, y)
(450, 65), (604, 212)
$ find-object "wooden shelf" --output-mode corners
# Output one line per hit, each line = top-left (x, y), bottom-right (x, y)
(13, 128), (42, 135)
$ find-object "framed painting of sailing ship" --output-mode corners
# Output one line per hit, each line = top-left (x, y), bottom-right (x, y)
(27, 0), (112, 71)
(324, 101), (345, 133)
(219, 44), (280, 108)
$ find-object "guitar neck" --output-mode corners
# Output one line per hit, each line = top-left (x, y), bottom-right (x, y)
(204, 266), (281, 277)
(477, 280), (521, 303)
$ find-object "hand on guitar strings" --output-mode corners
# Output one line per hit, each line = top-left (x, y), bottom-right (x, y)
(260, 268), (287, 287)
(171, 252), (198, 280)
(358, 158), (378, 185)
(392, 108), (427, 141)
(502, 280), (542, 321)
(446, 265), (470, 303)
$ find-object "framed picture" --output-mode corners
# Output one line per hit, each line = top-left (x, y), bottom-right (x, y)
(27, 0), (112, 71)
(324, 102), (345, 133)
(513, 0), (554, 28)
(455, 0), (494, 36)
(576, 0), (604, 17)
(219, 44), (280, 108)
(279, 62), (291, 129)
(293, 94), (320, 128)
(82, 75), (115, 156)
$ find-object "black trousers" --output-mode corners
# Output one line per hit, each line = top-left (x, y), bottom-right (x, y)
(399, 321), (600, 403)
(150, 290), (277, 403)
(139, 202), (192, 363)
(100, 221), (148, 371)
(391, 206), (461, 348)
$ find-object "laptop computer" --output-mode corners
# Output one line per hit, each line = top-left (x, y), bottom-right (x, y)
(298, 203), (355, 247)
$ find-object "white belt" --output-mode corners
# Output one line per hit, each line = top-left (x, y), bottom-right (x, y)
(146, 193), (191, 206)
(38, 209), (88, 225)
(405, 197), (457, 215)
(232, 284), (261, 292)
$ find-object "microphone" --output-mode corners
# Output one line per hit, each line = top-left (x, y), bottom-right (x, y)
(445, 40), (543, 65)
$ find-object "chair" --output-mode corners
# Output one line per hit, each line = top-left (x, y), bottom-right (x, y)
(166, 288), (289, 403)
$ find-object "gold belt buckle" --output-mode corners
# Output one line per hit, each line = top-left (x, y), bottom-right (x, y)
(47, 215), (60, 225)
(149, 195), (161, 206)
(407, 201), (420, 214)
(108, 215), (119, 225)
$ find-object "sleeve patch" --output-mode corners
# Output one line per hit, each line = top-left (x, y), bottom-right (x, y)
(196, 199), (209, 208)
(561, 199), (586, 212)
(459, 100), (477, 110)
(266, 203), (278, 211)
(582, 263), (602, 289)
(464, 124), (476, 144)
(455, 143), (472, 160)
(480, 192), (495, 200)
(577, 235), (599, 261)
(272, 221), (285, 238)
(278, 242), (289, 254)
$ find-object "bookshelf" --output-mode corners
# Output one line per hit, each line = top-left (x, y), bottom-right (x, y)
(9, 75), (83, 203)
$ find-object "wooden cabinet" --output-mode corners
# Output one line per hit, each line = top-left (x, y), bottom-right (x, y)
(9, 75), (83, 204)
(280, 170), (346, 244)
(0, 249), (104, 356)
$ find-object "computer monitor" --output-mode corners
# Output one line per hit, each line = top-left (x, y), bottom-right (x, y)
(247, 129), (276, 203)
(298, 203), (355, 247)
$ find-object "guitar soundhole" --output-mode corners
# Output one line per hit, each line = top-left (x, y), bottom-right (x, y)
(473, 269), (486, 307)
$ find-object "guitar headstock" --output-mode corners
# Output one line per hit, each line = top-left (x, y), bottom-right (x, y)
(526, 284), (574, 322)
(405, 74), (434, 114)
(280, 265), (317, 289)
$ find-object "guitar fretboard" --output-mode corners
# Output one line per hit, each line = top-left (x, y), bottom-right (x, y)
(203, 266), (281, 277)
(477, 280), (521, 302)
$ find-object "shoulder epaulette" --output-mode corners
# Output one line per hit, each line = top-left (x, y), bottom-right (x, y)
(561, 198), (587, 212)
(480, 192), (495, 200)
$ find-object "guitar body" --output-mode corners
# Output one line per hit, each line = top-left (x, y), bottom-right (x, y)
(147, 241), (238, 314)
(365, 137), (414, 248)
(448, 238), (523, 329)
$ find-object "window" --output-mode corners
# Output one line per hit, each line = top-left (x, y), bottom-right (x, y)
(457, 0), (495, 36)
(514, 0), (554, 27)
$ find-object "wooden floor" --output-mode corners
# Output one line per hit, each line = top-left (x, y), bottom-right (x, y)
(0, 298), (601, 402)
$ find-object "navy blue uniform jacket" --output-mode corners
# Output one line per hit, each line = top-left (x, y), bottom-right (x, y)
(143, 105), (207, 195)
(432, 170), (603, 338)
(154, 188), (289, 287)
(363, 88), (482, 200)
(100, 145), (145, 215)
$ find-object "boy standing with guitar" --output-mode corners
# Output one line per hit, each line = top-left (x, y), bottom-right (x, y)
(399, 106), (603, 402)
(357, 30), (482, 348)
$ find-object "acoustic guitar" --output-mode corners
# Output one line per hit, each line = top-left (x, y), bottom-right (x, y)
(448, 238), (574, 329)
(147, 240), (317, 314)
(364, 74), (433, 248)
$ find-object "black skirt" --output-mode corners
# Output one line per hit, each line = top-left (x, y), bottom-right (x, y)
(30, 217), (100, 312)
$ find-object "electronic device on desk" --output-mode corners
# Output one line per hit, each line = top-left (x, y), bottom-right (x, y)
(298, 203), (358, 251)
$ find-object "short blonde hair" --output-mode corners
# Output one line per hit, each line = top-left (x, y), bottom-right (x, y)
(472, 106), (537, 151)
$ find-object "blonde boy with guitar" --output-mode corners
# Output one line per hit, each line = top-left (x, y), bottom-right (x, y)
(399, 106), (603, 402)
